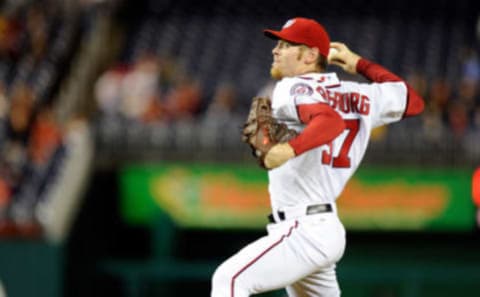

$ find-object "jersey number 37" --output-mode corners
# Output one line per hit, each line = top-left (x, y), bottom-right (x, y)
(321, 119), (360, 168)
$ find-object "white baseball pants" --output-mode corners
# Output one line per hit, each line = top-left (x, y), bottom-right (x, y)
(211, 212), (346, 297)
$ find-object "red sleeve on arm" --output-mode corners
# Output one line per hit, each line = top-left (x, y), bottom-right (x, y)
(288, 103), (346, 155)
(356, 58), (425, 117)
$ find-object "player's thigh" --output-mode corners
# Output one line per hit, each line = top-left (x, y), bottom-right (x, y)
(286, 265), (340, 297)
(212, 221), (319, 295)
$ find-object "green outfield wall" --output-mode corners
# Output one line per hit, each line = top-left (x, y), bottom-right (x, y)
(119, 162), (476, 232)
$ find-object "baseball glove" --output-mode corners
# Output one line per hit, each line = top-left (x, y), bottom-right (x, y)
(241, 97), (297, 168)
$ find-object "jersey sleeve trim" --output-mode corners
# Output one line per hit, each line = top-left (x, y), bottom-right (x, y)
(326, 84), (341, 88)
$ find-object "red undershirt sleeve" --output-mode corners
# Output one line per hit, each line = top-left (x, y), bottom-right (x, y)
(288, 103), (346, 155)
(356, 58), (424, 117)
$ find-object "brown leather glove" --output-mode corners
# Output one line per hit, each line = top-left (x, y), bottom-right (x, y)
(241, 97), (297, 168)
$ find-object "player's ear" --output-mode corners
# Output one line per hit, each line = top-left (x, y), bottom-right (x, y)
(306, 47), (320, 65)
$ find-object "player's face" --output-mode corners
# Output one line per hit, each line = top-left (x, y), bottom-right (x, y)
(270, 40), (304, 80)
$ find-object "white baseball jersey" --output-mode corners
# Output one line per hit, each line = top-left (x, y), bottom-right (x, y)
(268, 72), (407, 212)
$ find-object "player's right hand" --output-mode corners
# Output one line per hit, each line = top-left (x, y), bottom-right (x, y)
(328, 42), (361, 75)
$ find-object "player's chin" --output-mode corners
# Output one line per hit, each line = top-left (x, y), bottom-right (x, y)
(270, 67), (283, 80)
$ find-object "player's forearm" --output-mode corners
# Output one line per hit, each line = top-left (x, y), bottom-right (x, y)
(289, 103), (345, 155)
(356, 58), (425, 117)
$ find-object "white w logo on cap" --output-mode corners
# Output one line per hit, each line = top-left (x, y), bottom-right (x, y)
(282, 19), (295, 29)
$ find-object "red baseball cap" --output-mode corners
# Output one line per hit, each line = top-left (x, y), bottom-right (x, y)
(264, 17), (330, 58)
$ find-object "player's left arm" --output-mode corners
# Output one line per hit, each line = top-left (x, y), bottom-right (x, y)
(289, 103), (345, 155)
(329, 42), (425, 118)
(264, 103), (345, 169)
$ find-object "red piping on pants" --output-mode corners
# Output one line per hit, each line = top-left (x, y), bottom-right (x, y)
(230, 220), (299, 297)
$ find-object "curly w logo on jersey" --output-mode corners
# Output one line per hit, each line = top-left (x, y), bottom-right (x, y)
(290, 83), (313, 96)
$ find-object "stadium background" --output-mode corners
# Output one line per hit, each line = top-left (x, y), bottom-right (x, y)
(0, 0), (480, 296)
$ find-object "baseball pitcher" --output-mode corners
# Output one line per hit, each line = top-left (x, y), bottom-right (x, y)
(211, 17), (425, 297)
